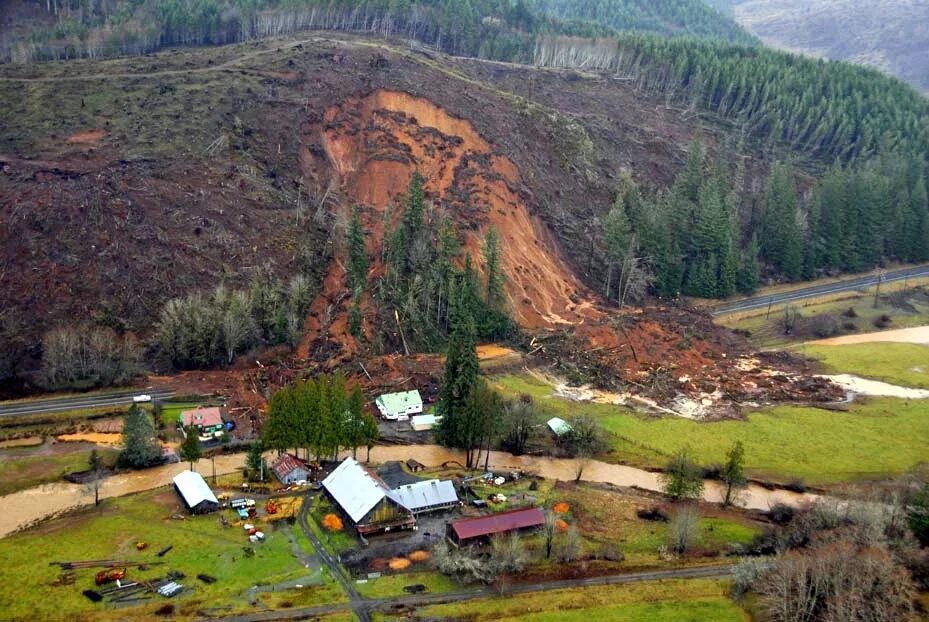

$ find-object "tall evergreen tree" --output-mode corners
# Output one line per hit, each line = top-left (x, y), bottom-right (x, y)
(120, 404), (161, 468)
(436, 286), (480, 467)
(760, 163), (803, 280)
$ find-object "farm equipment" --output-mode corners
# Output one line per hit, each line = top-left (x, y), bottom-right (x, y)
(265, 500), (278, 515)
(95, 568), (127, 586)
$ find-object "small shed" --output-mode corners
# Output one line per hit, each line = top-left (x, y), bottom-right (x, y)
(406, 459), (426, 473)
(410, 414), (441, 432)
(448, 507), (545, 546)
(390, 480), (459, 514)
(271, 454), (311, 485)
(173, 471), (219, 514)
(547, 417), (573, 438)
(375, 390), (423, 421)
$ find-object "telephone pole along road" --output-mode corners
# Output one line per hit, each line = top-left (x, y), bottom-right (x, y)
(711, 264), (929, 317)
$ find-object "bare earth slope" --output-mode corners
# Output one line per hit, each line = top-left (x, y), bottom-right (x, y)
(731, 0), (929, 94)
(0, 33), (799, 399)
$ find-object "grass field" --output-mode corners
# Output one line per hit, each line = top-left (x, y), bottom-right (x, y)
(0, 444), (119, 496)
(544, 484), (758, 566)
(0, 488), (345, 620)
(494, 374), (929, 484)
(801, 342), (929, 389)
(377, 579), (746, 621)
(355, 571), (459, 599)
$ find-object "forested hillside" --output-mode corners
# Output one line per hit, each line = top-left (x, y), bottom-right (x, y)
(720, 0), (929, 94)
(533, 34), (929, 164)
(531, 0), (756, 45)
(0, 0), (607, 63)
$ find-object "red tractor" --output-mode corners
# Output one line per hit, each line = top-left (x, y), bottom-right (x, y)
(94, 568), (126, 586)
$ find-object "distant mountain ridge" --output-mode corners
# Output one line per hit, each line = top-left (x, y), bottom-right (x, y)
(719, 0), (929, 94)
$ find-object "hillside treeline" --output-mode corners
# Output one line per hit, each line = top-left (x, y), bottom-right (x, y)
(531, 0), (756, 44)
(606, 142), (929, 299)
(533, 34), (929, 165)
(6, 0), (607, 63)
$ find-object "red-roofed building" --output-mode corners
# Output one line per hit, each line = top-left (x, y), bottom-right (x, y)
(179, 406), (225, 438)
(271, 454), (311, 485)
(448, 507), (545, 545)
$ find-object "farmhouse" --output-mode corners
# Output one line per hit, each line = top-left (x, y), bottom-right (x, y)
(375, 390), (423, 421)
(390, 480), (459, 514)
(321, 457), (415, 535)
(270, 454), (311, 485)
(448, 507), (545, 546)
(180, 406), (225, 438)
(172, 470), (219, 514)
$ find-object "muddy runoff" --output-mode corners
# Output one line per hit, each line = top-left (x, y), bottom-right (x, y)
(0, 445), (818, 539)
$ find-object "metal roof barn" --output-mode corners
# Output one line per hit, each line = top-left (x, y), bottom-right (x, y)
(321, 457), (415, 534)
(449, 507), (545, 544)
(390, 479), (458, 514)
(172, 470), (219, 514)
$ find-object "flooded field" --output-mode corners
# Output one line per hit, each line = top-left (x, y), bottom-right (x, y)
(0, 445), (819, 539)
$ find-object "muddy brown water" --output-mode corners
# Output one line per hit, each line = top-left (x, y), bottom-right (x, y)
(0, 445), (818, 540)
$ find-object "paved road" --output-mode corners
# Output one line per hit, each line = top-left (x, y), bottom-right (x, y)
(711, 264), (929, 317)
(296, 495), (371, 622)
(0, 389), (176, 418)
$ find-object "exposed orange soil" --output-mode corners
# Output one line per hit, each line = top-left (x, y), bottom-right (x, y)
(476, 344), (517, 360)
(64, 129), (105, 145)
(297, 90), (601, 358)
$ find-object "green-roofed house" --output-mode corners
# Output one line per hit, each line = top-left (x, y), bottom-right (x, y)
(547, 417), (573, 438)
(375, 390), (423, 421)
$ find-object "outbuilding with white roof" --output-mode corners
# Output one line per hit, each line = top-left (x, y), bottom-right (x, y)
(172, 470), (219, 514)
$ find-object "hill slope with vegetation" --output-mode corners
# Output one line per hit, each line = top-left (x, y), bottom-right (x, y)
(1, 1), (928, 391)
(531, 0), (756, 44)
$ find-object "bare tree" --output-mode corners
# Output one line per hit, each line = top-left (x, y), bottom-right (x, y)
(83, 448), (106, 507)
(756, 542), (917, 622)
(667, 505), (701, 554)
(40, 325), (141, 390)
(543, 510), (558, 559)
(558, 525), (581, 563)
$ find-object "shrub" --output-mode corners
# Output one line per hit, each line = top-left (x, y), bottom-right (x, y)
(637, 506), (670, 522)
(810, 315), (840, 338)
(768, 503), (795, 525)
(322, 514), (344, 532)
(873, 314), (893, 328)
(785, 478), (807, 493)
(842, 307), (858, 318)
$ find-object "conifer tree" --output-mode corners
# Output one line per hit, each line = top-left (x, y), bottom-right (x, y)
(179, 426), (202, 471)
(736, 234), (761, 294)
(436, 286), (480, 466)
(119, 404), (162, 468)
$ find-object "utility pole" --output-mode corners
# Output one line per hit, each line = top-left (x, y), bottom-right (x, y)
(874, 269), (886, 309)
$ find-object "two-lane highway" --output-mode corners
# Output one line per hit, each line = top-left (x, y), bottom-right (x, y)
(0, 389), (176, 418)
(711, 264), (929, 317)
